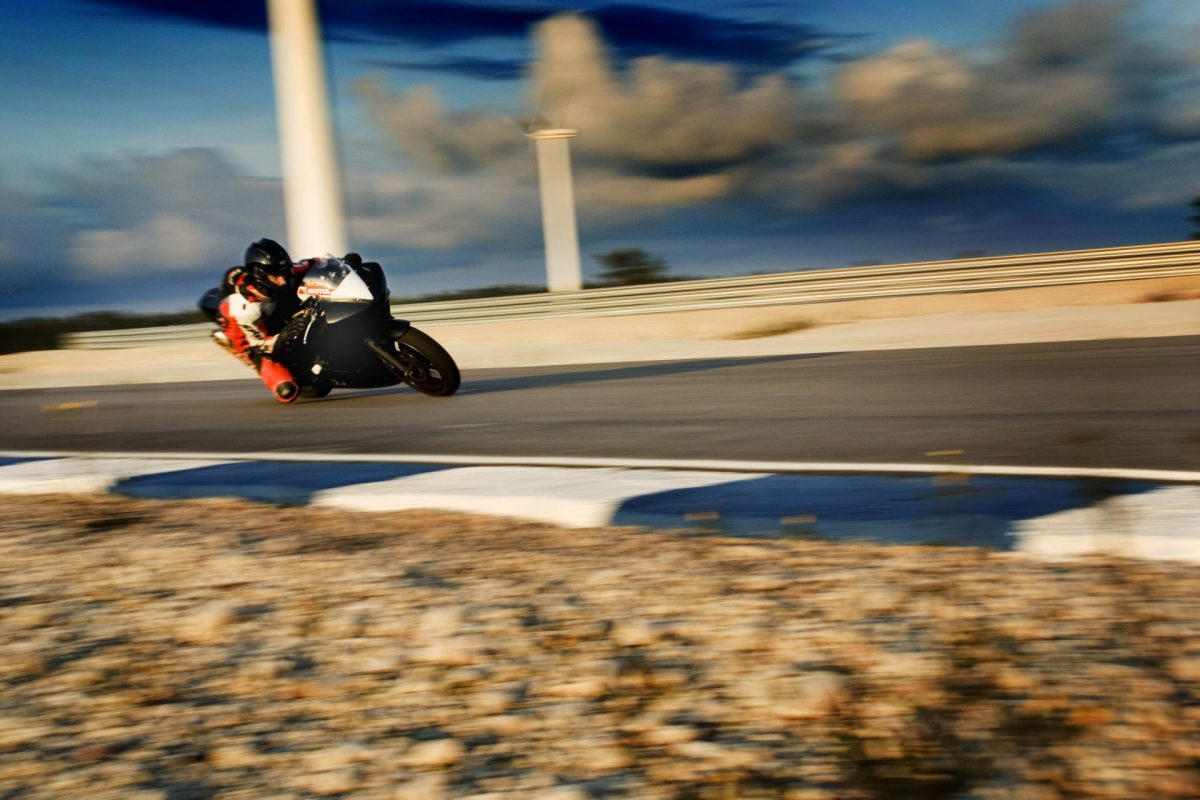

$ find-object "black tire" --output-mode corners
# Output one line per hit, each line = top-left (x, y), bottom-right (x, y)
(387, 327), (460, 397)
(299, 381), (332, 399)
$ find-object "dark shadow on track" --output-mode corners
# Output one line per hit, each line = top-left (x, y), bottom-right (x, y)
(199, 354), (844, 404)
(453, 353), (842, 396)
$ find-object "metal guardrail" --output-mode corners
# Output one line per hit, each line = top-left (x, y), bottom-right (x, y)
(62, 322), (215, 349)
(64, 240), (1200, 349)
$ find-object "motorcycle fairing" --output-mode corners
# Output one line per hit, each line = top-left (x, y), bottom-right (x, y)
(298, 257), (374, 303)
(324, 301), (373, 325)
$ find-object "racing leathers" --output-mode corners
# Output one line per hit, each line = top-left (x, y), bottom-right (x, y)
(213, 266), (304, 402)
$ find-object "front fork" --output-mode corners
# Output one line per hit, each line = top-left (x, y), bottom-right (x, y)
(363, 318), (415, 380)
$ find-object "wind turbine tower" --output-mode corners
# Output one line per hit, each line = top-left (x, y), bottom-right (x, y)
(266, 0), (347, 258)
(527, 127), (583, 292)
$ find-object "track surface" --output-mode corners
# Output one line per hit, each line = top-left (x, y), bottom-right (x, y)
(3, 336), (1198, 471)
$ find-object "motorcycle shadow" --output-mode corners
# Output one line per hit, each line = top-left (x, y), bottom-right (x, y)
(456, 352), (841, 396)
(283, 353), (839, 403)
(301, 386), (409, 402)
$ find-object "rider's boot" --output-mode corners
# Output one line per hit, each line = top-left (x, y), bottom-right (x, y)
(258, 358), (299, 403)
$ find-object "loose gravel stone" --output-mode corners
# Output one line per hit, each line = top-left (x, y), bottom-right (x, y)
(401, 738), (466, 769)
(1, 493), (1199, 799)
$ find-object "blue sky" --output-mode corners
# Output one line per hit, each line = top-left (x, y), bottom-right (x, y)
(2, 0), (1199, 318)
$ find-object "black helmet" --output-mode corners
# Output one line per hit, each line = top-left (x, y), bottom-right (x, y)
(243, 238), (293, 298)
(244, 238), (292, 275)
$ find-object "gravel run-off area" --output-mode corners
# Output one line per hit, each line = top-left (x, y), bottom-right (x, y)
(2, 493), (1199, 800)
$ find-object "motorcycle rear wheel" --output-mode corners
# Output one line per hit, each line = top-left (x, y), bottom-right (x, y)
(386, 327), (461, 397)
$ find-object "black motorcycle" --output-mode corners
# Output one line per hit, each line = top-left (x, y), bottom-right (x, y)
(199, 255), (460, 399)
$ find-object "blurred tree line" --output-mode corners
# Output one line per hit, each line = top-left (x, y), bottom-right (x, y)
(590, 248), (669, 286)
(0, 310), (207, 355)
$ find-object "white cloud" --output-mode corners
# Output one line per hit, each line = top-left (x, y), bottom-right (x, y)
(0, 148), (284, 300)
(354, 12), (806, 226)
(355, 79), (526, 175)
(59, 150), (283, 274)
(351, 1), (1192, 231)
(576, 170), (737, 208)
(348, 170), (539, 251)
(1159, 87), (1200, 138)
(756, 141), (935, 211)
(832, 0), (1166, 161)
(529, 15), (801, 171)
(997, 139), (1200, 212)
(70, 215), (217, 275)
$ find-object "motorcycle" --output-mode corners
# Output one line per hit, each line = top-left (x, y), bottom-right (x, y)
(199, 255), (460, 399)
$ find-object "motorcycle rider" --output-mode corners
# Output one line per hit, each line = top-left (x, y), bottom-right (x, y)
(212, 238), (306, 403)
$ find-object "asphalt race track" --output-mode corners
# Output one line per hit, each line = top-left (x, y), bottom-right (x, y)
(2, 336), (1198, 471)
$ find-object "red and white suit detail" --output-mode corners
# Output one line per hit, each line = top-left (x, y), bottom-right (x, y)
(217, 290), (297, 402)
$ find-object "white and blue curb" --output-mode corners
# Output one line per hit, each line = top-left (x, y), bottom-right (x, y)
(1, 451), (1198, 561)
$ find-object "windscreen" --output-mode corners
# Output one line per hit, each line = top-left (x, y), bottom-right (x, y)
(297, 257), (373, 302)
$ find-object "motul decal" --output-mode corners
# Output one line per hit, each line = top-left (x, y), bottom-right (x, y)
(299, 284), (333, 296)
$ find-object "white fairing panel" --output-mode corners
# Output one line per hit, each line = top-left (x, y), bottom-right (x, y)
(297, 256), (374, 303)
(329, 269), (373, 301)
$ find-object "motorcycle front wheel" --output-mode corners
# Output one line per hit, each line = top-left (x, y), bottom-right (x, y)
(384, 326), (461, 397)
